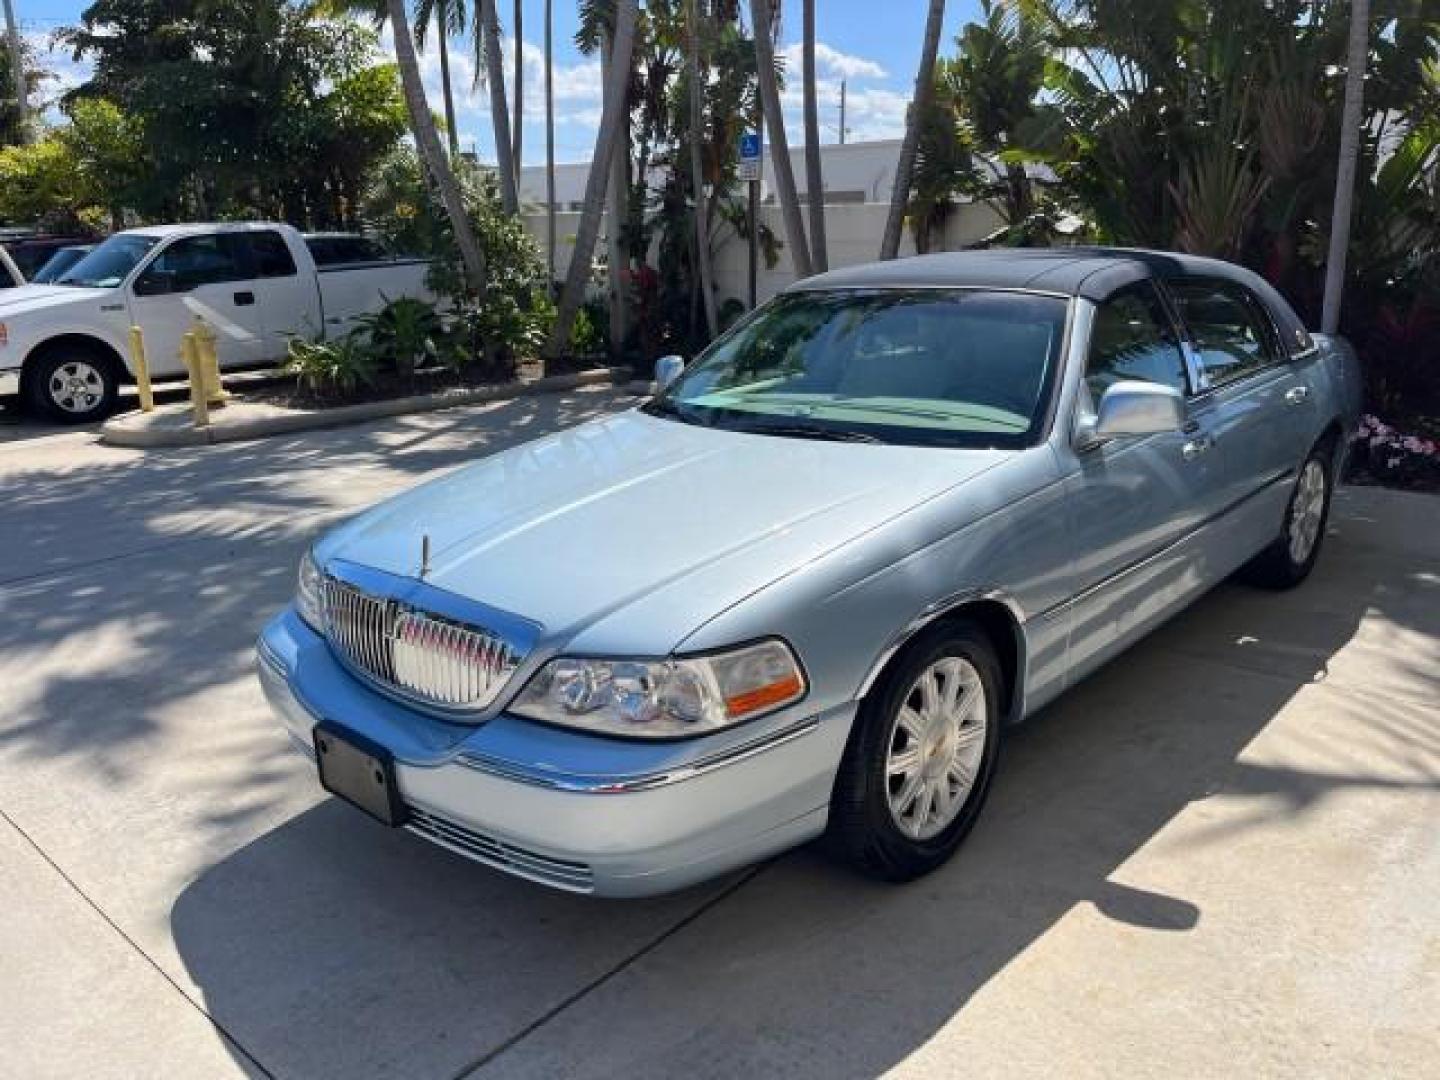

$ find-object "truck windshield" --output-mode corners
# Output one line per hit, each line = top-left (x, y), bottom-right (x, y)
(57, 235), (158, 288)
(646, 289), (1069, 448)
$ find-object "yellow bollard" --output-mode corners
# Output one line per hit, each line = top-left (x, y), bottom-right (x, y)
(128, 326), (155, 413)
(190, 319), (229, 407)
(181, 331), (210, 428)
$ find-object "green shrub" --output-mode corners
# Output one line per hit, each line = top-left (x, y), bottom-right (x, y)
(285, 335), (377, 398)
(353, 296), (442, 379)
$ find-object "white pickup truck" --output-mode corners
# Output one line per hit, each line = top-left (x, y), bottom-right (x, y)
(0, 222), (431, 422)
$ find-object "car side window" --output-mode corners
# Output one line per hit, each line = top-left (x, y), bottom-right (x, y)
(1085, 282), (1189, 405)
(1170, 278), (1282, 389)
(137, 235), (249, 292)
(248, 231), (298, 278)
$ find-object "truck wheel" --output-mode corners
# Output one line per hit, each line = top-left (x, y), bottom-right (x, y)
(24, 345), (120, 424)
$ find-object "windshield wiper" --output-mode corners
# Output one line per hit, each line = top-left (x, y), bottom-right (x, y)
(743, 422), (885, 444)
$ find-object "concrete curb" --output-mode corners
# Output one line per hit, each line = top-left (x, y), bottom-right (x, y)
(100, 367), (636, 448)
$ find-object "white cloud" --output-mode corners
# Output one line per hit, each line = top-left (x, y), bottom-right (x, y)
(780, 41), (887, 81)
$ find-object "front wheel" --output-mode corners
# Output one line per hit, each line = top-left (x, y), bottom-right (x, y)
(24, 347), (120, 424)
(828, 622), (1003, 882)
(1243, 444), (1333, 589)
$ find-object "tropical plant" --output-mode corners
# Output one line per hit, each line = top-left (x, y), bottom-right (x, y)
(750, 0), (811, 276)
(479, 0), (519, 212)
(353, 296), (444, 378)
(882, 0), (947, 260)
(285, 334), (379, 397)
(801, 0), (827, 272)
(548, 0), (640, 357)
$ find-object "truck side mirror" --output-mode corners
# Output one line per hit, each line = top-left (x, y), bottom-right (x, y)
(134, 269), (179, 297)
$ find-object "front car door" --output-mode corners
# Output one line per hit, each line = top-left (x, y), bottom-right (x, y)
(1056, 279), (1228, 684)
(127, 233), (268, 377)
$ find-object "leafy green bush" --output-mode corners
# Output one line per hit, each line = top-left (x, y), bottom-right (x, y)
(361, 151), (550, 364)
(353, 296), (442, 379)
(571, 300), (609, 356)
(284, 335), (377, 398)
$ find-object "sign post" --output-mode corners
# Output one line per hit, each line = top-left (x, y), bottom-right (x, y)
(739, 130), (762, 309)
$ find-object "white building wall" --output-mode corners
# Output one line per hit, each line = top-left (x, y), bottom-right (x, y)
(518, 138), (904, 210)
(522, 199), (1004, 308)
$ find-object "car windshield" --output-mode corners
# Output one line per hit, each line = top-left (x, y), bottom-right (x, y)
(56, 235), (158, 288)
(647, 289), (1069, 448)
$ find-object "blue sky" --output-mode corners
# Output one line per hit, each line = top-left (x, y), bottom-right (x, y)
(17, 0), (984, 163)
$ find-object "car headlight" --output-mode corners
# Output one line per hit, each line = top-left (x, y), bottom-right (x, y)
(296, 549), (324, 632)
(511, 639), (807, 738)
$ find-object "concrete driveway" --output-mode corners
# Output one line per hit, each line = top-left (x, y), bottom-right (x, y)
(1, 387), (1436, 1079)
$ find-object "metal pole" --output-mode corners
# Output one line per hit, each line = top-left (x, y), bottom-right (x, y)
(748, 178), (759, 309)
(839, 80), (846, 146)
(1321, 0), (1370, 335)
(3, 0), (27, 142)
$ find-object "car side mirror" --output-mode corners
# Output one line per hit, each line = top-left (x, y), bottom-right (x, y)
(134, 269), (179, 297)
(655, 354), (685, 391)
(1077, 381), (1185, 448)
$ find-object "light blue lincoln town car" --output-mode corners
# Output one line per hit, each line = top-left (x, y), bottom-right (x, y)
(257, 248), (1361, 896)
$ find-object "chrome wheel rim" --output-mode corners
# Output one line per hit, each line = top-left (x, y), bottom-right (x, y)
(48, 360), (105, 415)
(1288, 460), (1327, 565)
(886, 656), (988, 841)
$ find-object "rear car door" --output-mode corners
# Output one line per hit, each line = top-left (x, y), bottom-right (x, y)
(128, 233), (268, 376)
(1166, 276), (1317, 551)
(241, 230), (320, 361)
(1059, 281), (1228, 681)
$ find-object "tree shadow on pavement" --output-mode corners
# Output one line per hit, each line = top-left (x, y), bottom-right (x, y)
(166, 497), (1440, 1080)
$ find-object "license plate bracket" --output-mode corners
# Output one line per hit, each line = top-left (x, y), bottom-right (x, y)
(313, 722), (407, 827)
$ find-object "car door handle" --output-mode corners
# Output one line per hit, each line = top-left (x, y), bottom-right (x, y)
(1182, 434), (1215, 461)
(1285, 386), (1310, 405)
(234, 291), (255, 306)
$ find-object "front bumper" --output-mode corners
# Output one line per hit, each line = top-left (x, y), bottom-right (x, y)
(257, 608), (853, 897)
(0, 368), (19, 398)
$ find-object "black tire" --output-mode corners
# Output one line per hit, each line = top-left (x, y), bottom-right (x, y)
(23, 344), (121, 424)
(828, 620), (1004, 882)
(1242, 441), (1334, 589)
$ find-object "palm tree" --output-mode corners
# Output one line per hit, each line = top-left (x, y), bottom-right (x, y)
(881, 0), (946, 260)
(386, 0), (488, 290)
(512, 0), (523, 176)
(690, 0), (719, 336)
(547, 0), (639, 356)
(479, 0), (519, 212)
(544, 0), (556, 286)
(801, 0), (827, 271)
(751, 0), (812, 277)
(415, 0), (465, 157)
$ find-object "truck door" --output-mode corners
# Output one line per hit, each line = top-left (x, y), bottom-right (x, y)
(240, 230), (319, 362)
(127, 233), (268, 376)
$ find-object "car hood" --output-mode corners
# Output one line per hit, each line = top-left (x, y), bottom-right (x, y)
(316, 409), (1009, 654)
(0, 283), (111, 315)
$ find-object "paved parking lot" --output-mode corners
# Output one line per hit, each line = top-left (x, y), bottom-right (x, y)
(1, 386), (1436, 1079)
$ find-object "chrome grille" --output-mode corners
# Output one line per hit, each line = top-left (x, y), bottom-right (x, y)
(406, 806), (595, 893)
(320, 575), (520, 711)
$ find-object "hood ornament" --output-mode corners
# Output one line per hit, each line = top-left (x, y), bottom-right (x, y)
(420, 534), (431, 580)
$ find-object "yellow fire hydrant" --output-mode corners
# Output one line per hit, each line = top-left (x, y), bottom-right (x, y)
(190, 319), (229, 407)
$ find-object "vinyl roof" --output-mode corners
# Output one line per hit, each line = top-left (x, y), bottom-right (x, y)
(786, 247), (1313, 350)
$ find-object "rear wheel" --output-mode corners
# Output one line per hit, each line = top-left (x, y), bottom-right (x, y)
(24, 346), (120, 424)
(828, 621), (1003, 882)
(1243, 443), (1333, 589)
